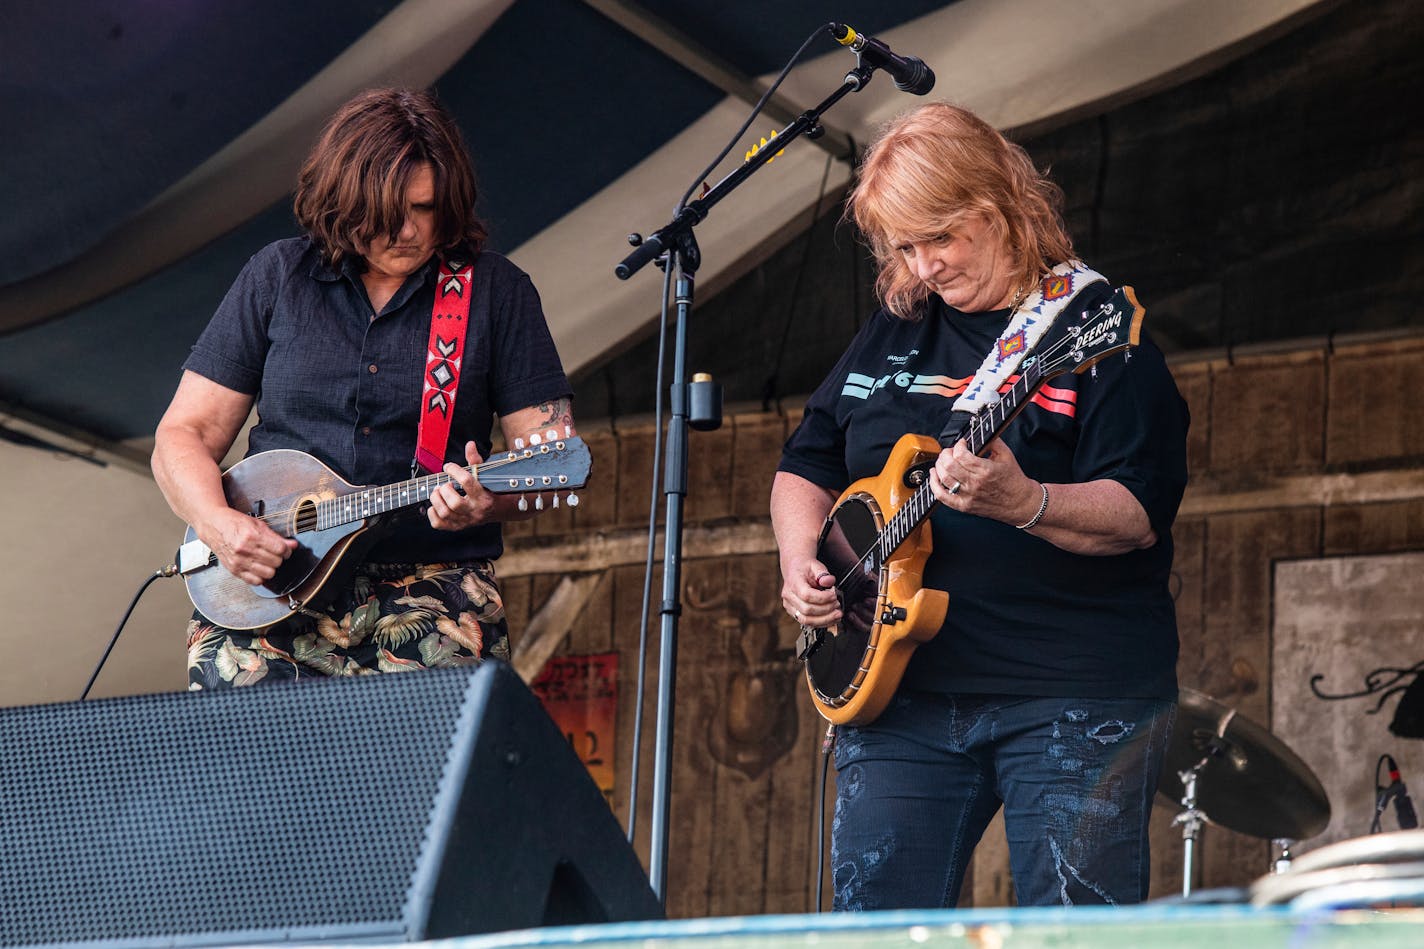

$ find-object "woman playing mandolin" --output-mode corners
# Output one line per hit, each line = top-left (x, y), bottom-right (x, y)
(153, 88), (576, 688)
(771, 102), (1189, 908)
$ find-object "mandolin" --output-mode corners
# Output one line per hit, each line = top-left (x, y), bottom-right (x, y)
(177, 432), (590, 630)
(797, 287), (1146, 725)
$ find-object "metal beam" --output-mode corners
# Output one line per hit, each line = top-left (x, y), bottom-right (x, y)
(0, 401), (152, 476)
(578, 0), (856, 161)
(497, 461), (1424, 578)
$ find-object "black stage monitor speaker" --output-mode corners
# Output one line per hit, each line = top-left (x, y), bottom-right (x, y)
(0, 661), (662, 946)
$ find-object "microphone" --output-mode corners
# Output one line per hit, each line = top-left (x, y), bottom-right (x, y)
(1385, 755), (1419, 830)
(830, 23), (935, 95)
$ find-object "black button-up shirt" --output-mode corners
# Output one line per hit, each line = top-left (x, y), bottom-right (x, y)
(184, 237), (570, 562)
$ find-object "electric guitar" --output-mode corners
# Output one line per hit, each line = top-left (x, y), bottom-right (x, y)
(797, 287), (1147, 725)
(177, 433), (590, 630)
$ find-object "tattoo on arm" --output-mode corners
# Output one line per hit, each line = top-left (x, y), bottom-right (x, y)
(536, 397), (573, 428)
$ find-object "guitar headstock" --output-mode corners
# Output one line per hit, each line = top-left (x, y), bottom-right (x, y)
(1037, 285), (1145, 379)
(477, 432), (592, 503)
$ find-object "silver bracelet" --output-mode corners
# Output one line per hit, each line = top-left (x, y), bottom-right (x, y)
(1016, 482), (1049, 530)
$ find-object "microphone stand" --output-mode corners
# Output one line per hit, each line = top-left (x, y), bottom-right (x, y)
(616, 61), (877, 903)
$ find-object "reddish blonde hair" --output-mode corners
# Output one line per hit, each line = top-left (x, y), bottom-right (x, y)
(847, 102), (1074, 318)
(294, 88), (487, 268)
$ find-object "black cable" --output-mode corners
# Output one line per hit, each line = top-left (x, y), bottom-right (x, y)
(626, 259), (676, 844)
(763, 151), (836, 410)
(1370, 752), (1390, 834)
(674, 23), (838, 216)
(81, 565), (178, 700)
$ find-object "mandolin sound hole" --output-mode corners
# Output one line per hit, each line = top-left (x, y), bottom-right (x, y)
(806, 494), (883, 700)
(294, 498), (318, 534)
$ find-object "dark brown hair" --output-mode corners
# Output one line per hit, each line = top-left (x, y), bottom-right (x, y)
(294, 88), (487, 267)
(847, 102), (1074, 319)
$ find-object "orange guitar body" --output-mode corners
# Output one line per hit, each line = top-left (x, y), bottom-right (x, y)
(797, 285), (1147, 726)
(801, 433), (950, 725)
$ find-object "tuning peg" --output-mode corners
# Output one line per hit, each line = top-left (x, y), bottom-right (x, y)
(567, 493), (580, 508)
(552, 494), (560, 509)
(514, 437), (525, 449)
(529, 432), (542, 445)
(517, 495), (528, 512)
(534, 495), (544, 511)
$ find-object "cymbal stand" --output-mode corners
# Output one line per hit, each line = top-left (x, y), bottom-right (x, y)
(1173, 761), (1209, 898)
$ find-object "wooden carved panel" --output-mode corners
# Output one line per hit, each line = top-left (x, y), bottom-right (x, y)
(1274, 552), (1424, 850)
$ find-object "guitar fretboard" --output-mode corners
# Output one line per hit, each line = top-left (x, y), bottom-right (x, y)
(869, 358), (1045, 571)
(291, 443), (576, 535)
(314, 471), (461, 531)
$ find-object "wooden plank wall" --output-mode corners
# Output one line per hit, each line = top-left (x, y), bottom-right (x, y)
(497, 332), (1424, 914)
(1151, 334), (1424, 898)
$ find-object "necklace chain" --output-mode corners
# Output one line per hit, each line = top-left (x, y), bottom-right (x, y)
(1007, 276), (1034, 312)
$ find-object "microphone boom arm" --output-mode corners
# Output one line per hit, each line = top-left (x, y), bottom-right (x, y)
(615, 62), (873, 280)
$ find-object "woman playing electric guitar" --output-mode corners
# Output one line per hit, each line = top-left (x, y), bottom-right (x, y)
(770, 103), (1189, 910)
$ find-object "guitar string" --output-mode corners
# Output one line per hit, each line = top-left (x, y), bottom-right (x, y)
(236, 448), (572, 533)
(829, 356), (1045, 589)
(841, 294), (1119, 584)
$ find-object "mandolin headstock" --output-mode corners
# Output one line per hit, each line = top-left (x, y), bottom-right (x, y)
(478, 428), (591, 510)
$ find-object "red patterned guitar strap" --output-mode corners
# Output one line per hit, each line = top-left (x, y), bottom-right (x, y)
(413, 255), (476, 475)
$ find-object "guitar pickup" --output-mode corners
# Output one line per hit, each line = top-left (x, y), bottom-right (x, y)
(796, 626), (825, 662)
(176, 538), (213, 575)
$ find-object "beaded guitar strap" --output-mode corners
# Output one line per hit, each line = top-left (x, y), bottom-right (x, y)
(413, 255), (476, 475)
(952, 259), (1107, 415)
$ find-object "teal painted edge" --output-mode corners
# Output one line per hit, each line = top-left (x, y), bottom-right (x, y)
(399, 905), (1424, 949)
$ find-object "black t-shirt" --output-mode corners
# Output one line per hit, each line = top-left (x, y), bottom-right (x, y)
(779, 281), (1189, 699)
(184, 238), (571, 563)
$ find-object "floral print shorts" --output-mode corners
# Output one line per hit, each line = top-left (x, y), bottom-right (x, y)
(186, 560), (510, 690)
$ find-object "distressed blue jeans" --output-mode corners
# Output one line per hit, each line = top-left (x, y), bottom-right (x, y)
(831, 691), (1176, 909)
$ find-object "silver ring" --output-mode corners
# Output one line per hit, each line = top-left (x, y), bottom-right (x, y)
(794, 610), (802, 623)
(949, 481), (962, 495)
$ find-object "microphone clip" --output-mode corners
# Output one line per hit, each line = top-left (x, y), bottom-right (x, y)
(828, 22), (935, 96)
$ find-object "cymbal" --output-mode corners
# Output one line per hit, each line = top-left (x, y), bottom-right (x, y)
(1158, 687), (1331, 840)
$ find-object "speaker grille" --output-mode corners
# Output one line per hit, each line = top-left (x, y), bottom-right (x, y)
(0, 670), (479, 947)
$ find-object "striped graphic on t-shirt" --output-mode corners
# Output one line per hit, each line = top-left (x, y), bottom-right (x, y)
(841, 371), (1078, 417)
